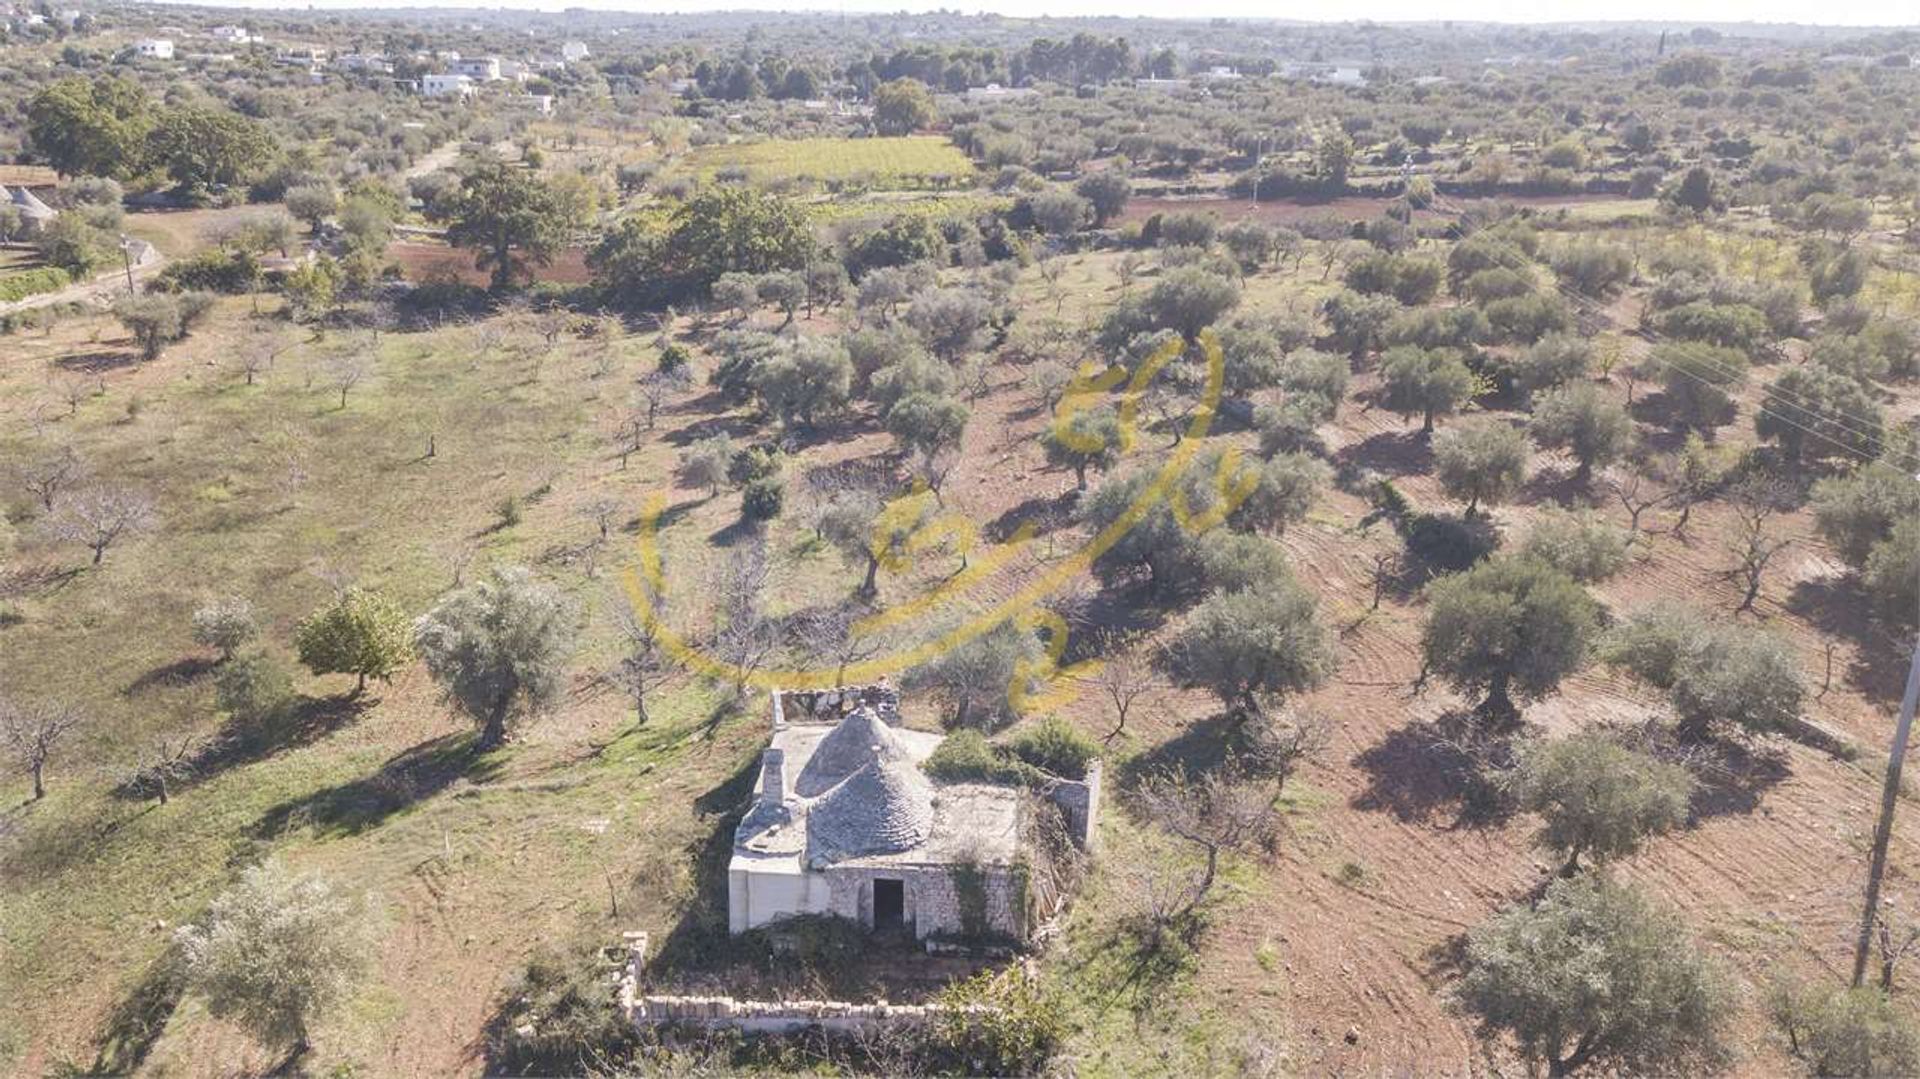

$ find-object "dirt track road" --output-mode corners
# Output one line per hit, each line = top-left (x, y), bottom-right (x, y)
(0, 241), (164, 318)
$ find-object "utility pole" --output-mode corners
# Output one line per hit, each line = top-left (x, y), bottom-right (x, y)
(1852, 637), (1920, 988)
(118, 234), (136, 296)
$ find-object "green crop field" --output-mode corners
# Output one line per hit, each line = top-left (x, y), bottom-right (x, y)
(677, 136), (976, 189)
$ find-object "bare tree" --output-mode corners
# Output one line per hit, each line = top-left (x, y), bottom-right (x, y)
(608, 593), (682, 726)
(612, 408), (647, 470)
(713, 538), (777, 698)
(1089, 630), (1155, 743)
(55, 374), (94, 416)
(130, 734), (204, 806)
(1368, 551), (1402, 611)
(1607, 470), (1670, 545)
(636, 366), (692, 429)
(19, 447), (84, 512)
(794, 602), (883, 686)
(240, 320), (297, 386)
(1725, 480), (1792, 614)
(326, 350), (369, 410)
(0, 697), (83, 800)
(1238, 709), (1331, 793)
(50, 485), (157, 565)
(1130, 768), (1281, 936)
(911, 446), (960, 507)
(581, 497), (622, 542)
(533, 308), (571, 352)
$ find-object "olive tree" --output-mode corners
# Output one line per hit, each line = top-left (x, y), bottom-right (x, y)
(1422, 556), (1599, 721)
(1459, 875), (1732, 1077)
(1167, 575), (1333, 718)
(1652, 343), (1748, 432)
(1508, 732), (1695, 874)
(903, 620), (1045, 732)
(414, 566), (577, 749)
(1520, 509), (1631, 583)
(1604, 604), (1807, 740)
(177, 861), (373, 1056)
(1530, 384), (1635, 484)
(1381, 345), (1476, 432)
(1042, 407), (1121, 490)
(1434, 420), (1530, 517)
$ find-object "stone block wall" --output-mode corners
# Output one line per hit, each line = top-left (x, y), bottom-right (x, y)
(770, 683), (901, 729)
(619, 930), (989, 1034)
(816, 863), (1024, 941)
(1042, 759), (1103, 850)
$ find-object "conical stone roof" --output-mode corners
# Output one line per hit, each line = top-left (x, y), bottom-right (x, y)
(806, 758), (935, 864)
(793, 706), (914, 797)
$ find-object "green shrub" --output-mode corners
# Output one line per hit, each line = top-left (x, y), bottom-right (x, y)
(0, 266), (71, 303)
(488, 945), (635, 1076)
(928, 967), (1065, 1076)
(1006, 716), (1098, 780)
(923, 730), (1035, 786)
(215, 652), (293, 724)
(154, 249), (259, 295)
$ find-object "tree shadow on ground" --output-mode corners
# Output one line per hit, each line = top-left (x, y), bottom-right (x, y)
(251, 732), (495, 840)
(1350, 710), (1518, 829)
(1118, 712), (1242, 787)
(123, 656), (218, 697)
(53, 350), (140, 374)
(1608, 718), (1796, 822)
(1517, 466), (1600, 509)
(1787, 575), (1910, 704)
(661, 405), (757, 448)
(194, 694), (373, 778)
(984, 489), (1079, 545)
(1333, 428), (1432, 478)
(1685, 736), (1793, 821)
(644, 753), (755, 950)
(1056, 581), (1182, 666)
(80, 946), (187, 1076)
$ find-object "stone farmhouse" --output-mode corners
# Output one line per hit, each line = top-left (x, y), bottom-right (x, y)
(728, 685), (1099, 949)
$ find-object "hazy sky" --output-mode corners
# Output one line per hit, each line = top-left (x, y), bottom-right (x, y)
(173, 0), (1914, 26)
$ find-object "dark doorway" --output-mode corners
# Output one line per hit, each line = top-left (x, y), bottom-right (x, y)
(872, 878), (905, 931)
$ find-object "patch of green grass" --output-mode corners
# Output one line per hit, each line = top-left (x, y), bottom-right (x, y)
(676, 136), (975, 189)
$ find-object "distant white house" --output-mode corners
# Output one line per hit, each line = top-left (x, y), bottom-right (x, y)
(450, 56), (502, 81)
(335, 52), (395, 75)
(275, 46), (327, 67)
(421, 74), (476, 99)
(132, 38), (175, 60)
(1201, 65), (1242, 80)
(964, 83), (1036, 102)
(504, 93), (555, 115)
(561, 40), (590, 62)
(208, 25), (258, 44)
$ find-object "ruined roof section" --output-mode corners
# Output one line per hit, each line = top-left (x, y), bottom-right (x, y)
(793, 706), (915, 797)
(806, 759), (935, 865)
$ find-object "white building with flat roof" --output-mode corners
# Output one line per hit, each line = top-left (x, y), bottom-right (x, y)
(450, 56), (502, 81)
(132, 38), (175, 59)
(562, 40), (590, 62)
(421, 74), (476, 99)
